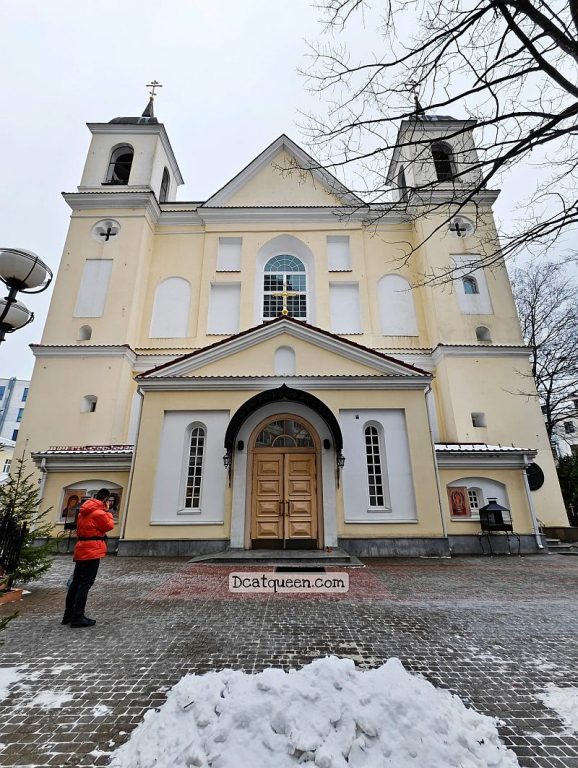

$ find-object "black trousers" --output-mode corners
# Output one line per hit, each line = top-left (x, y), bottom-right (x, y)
(64, 559), (100, 620)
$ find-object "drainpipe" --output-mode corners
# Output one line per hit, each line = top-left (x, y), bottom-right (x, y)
(37, 457), (47, 501)
(120, 387), (144, 544)
(522, 455), (544, 550)
(425, 385), (448, 540)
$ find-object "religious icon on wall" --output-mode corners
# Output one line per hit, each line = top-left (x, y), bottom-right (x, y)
(61, 489), (86, 524)
(105, 490), (122, 523)
(447, 486), (471, 518)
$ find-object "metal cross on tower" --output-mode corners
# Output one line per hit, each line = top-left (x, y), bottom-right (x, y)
(146, 80), (163, 99)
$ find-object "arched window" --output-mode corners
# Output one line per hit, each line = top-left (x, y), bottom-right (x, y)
(263, 255), (307, 320)
(255, 419), (314, 448)
(274, 346), (296, 375)
(159, 168), (170, 203)
(81, 395), (97, 413)
(431, 141), (455, 182)
(463, 276), (479, 295)
(476, 325), (492, 342)
(378, 274), (419, 336)
(364, 425), (386, 508)
(78, 325), (92, 341)
(149, 277), (191, 338)
(105, 145), (134, 185)
(184, 426), (205, 509)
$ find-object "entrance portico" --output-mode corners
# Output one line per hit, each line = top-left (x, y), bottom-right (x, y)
(227, 387), (343, 550)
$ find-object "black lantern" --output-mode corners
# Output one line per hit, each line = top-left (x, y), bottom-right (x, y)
(479, 498), (513, 532)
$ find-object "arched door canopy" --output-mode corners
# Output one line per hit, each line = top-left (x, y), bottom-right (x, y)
(224, 385), (343, 453)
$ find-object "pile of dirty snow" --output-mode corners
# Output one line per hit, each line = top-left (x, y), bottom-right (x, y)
(109, 656), (518, 768)
(538, 685), (578, 733)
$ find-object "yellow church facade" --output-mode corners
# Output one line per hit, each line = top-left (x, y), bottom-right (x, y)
(16, 103), (567, 556)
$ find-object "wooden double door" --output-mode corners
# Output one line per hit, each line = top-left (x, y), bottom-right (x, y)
(251, 450), (318, 546)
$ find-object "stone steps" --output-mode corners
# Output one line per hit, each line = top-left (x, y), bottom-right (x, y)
(188, 547), (363, 567)
(546, 538), (578, 555)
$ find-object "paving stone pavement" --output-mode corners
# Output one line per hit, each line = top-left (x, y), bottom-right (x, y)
(0, 553), (577, 767)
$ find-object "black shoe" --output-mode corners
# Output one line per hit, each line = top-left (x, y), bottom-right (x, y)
(70, 616), (96, 628)
(61, 615), (72, 625)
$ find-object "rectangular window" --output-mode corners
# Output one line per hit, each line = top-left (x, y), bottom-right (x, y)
(22, 387), (29, 401)
(74, 259), (113, 317)
(11, 429), (18, 441)
(471, 412), (487, 428)
(564, 421), (576, 434)
(17, 408), (24, 422)
(207, 283), (241, 334)
(468, 489), (480, 511)
(327, 236), (351, 271)
(2, 459), (10, 473)
(0, 386), (5, 400)
(330, 283), (362, 334)
(217, 237), (242, 271)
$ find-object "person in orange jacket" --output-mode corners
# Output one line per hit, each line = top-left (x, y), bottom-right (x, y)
(62, 488), (115, 628)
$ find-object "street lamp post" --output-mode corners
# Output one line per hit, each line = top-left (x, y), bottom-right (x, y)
(0, 249), (52, 344)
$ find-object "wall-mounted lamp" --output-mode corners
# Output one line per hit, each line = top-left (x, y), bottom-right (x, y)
(336, 451), (346, 487)
(223, 450), (232, 487)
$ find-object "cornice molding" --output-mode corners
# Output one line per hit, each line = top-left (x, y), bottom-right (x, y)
(31, 452), (133, 472)
(432, 344), (530, 364)
(31, 345), (137, 364)
(196, 207), (373, 224)
(137, 375), (430, 392)
(63, 191), (161, 223)
(435, 448), (537, 469)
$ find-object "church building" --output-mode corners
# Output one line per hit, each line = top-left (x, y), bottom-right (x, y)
(17, 98), (567, 556)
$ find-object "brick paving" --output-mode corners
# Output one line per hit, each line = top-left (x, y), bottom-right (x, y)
(0, 554), (577, 767)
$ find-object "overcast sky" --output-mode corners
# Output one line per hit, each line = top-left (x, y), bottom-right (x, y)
(0, 0), (566, 379)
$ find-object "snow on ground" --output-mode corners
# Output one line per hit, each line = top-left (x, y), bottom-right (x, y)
(92, 704), (112, 717)
(29, 690), (74, 709)
(0, 667), (22, 700)
(537, 685), (578, 733)
(109, 656), (519, 768)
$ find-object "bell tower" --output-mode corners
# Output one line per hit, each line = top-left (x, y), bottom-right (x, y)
(387, 110), (483, 202)
(78, 89), (183, 202)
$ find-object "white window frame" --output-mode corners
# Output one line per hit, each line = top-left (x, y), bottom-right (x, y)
(363, 421), (391, 512)
(262, 255), (308, 322)
(180, 423), (206, 513)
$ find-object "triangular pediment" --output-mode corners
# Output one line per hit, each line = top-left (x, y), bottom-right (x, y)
(203, 135), (363, 208)
(139, 318), (430, 380)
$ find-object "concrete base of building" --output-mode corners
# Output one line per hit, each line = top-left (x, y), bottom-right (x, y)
(110, 534), (547, 558)
(338, 537), (451, 558)
(116, 539), (229, 557)
(448, 533), (547, 555)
